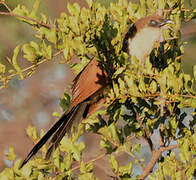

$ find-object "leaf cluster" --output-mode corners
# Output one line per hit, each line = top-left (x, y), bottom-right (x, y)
(0, 0), (196, 179)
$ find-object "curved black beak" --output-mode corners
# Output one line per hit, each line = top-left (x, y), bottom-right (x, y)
(159, 19), (174, 27)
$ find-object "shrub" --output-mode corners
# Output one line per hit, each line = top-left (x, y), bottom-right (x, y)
(0, 0), (195, 179)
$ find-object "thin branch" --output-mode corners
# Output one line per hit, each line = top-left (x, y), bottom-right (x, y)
(126, 133), (136, 141)
(139, 144), (179, 180)
(161, 144), (179, 151)
(107, 92), (196, 108)
(133, 105), (154, 151)
(0, 11), (54, 30)
(69, 153), (107, 172)
(0, 1), (60, 31)
(0, 1), (11, 12)
(101, 133), (136, 158)
(0, 49), (64, 84)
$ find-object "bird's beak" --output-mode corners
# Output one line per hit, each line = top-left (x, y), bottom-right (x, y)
(159, 19), (174, 27)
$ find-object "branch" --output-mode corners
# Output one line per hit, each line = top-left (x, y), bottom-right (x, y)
(139, 144), (179, 180)
(104, 134), (136, 158)
(0, 49), (64, 86)
(69, 153), (107, 172)
(133, 105), (154, 151)
(0, 1), (60, 31)
(0, 1), (11, 12)
(161, 144), (179, 151)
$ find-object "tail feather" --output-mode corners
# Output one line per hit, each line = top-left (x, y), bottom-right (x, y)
(45, 120), (67, 160)
(45, 102), (88, 160)
(20, 105), (79, 168)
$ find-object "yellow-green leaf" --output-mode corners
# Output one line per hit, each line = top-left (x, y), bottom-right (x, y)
(4, 146), (16, 161)
(193, 65), (196, 80)
(0, 62), (6, 74)
(12, 45), (23, 80)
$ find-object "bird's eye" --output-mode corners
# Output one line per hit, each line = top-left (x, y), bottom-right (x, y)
(150, 20), (158, 26)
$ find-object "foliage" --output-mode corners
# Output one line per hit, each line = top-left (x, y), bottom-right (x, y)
(0, 0), (196, 179)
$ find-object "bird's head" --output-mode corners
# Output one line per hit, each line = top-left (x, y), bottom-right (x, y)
(135, 15), (174, 29)
(123, 15), (174, 63)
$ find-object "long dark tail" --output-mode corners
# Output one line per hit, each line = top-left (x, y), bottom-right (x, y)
(20, 102), (87, 168)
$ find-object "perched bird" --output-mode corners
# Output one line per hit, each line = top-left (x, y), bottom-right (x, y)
(21, 15), (173, 168)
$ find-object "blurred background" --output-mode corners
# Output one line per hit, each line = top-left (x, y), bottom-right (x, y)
(0, 0), (195, 178)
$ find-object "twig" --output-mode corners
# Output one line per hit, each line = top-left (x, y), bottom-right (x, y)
(0, 11), (54, 30)
(0, 1), (60, 31)
(133, 105), (154, 151)
(69, 153), (107, 172)
(0, 49), (64, 84)
(0, 1), (11, 12)
(161, 144), (179, 151)
(139, 144), (179, 179)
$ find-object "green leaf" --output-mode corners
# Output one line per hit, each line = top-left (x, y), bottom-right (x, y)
(12, 45), (23, 80)
(38, 173), (44, 180)
(64, 153), (72, 170)
(14, 159), (22, 171)
(63, 43), (69, 60)
(52, 112), (61, 118)
(13, 5), (37, 25)
(4, 146), (16, 161)
(0, 61), (6, 74)
(73, 123), (84, 142)
(119, 161), (133, 176)
(0, 168), (14, 179)
(78, 172), (95, 180)
(109, 155), (118, 173)
(149, 80), (157, 93)
(80, 161), (86, 174)
(80, 161), (93, 174)
(147, 0), (157, 11)
(86, 0), (93, 7)
(13, 5), (29, 16)
(22, 41), (40, 63)
(100, 138), (114, 153)
(67, 2), (80, 17)
(41, 13), (47, 23)
(68, 16), (80, 35)
(113, 67), (126, 78)
(53, 148), (60, 168)
(118, 78), (125, 96)
(193, 65), (196, 80)
(134, 144), (141, 155)
(26, 125), (38, 141)
(72, 144), (81, 161)
(31, 0), (40, 16)
(113, 82), (120, 97)
(138, 0), (146, 16)
(139, 76), (146, 92)
(158, 0), (165, 10)
(109, 123), (120, 144)
(98, 123), (120, 145)
(39, 27), (57, 44)
(40, 41), (52, 60)
(21, 163), (32, 177)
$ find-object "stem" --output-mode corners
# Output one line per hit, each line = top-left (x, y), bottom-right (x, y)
(69, 153), (107, 172)
(139, 144), (178, 179)
(0, 1), (60, 31)
(0, 49), (63, 84)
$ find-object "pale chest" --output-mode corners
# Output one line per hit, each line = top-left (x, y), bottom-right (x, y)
(128, 27), (162, 62)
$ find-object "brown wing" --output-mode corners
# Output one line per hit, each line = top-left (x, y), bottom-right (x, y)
(20, 58), (109, 168)
(69, 58), (108, 109)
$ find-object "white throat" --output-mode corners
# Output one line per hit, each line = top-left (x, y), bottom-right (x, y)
(128, 27), (163, 62)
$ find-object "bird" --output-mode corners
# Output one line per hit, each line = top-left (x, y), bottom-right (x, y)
(20, 15), (173, 168)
